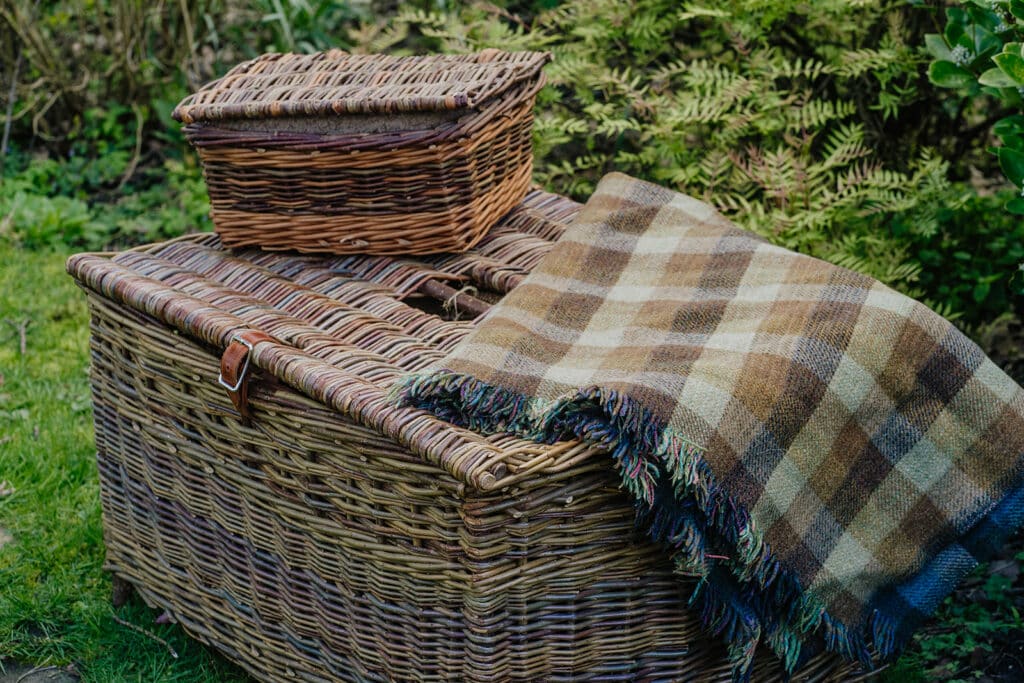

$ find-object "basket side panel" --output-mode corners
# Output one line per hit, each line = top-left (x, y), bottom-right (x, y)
(460, 468), (863, 682)
(190, 80), (538, 255)
(88, 294), (472, 682)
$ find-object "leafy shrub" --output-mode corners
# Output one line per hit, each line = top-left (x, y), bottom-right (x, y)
(926, 0), (1024, 213)
(2, 0), (1020, 328)
(914, 188), (1024, 325)
(0, 149), (210, 251)
(0, 190), (104, 250)
(104, 159), (213, 247)
(213, 0), (366, 55)
(1, 2), (196, 153)
(0, 0), (376, 159)
(373, 1), (966, 295)
(0, 1), (370, 251)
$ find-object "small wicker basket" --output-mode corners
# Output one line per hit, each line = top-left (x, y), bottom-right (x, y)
(173, 49), (549, 255)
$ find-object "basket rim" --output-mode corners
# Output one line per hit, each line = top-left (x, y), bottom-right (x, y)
(173, 49), (551, 125)
(180, 73), (545, 151)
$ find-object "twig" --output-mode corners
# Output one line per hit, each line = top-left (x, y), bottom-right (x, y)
(178, 0), (200, 89)
(480, 2), (526, 28)
(1, 47), (23, 176)
(1, 0), (42, 168)
(442, 284), (482, 319)
(4, 318), (29, 356)
(16, 666), (60, 683)
(30, 91), (60, 141)
(3, 91), (44, 125)
(111, 613), (179, 659)
(116, 103), (145, 191)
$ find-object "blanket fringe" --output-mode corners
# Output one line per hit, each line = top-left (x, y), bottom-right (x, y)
(395, 372), (895, 681)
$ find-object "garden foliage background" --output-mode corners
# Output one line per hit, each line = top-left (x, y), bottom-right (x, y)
(1, 0), (1023, 681)
(3, 0), (1024, 351)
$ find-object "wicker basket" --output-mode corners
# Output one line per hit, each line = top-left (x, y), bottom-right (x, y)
(68, 191), (864, 682)
(172, 50), (549, 255)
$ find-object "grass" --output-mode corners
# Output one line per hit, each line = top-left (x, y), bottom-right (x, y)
(0, 243), (247, 682)
(0, 241), (1019, 682)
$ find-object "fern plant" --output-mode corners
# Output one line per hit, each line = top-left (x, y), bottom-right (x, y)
(365, 0), (965, 298)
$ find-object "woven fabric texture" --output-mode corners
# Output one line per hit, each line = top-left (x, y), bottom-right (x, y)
(397, 172), (1024, 679)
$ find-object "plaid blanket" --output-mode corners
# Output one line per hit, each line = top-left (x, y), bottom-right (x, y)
(395, 173), (1024, 679)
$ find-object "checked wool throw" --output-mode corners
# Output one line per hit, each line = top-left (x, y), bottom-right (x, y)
(396, 173), (1024, 679)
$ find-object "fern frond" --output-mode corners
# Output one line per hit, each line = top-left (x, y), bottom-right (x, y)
(393, 8), (445, 30)
(785, 98), (856, 131)
(834, 48), (898, 78)
(763, 55), (833, 81)
(678, 4), (731, 21)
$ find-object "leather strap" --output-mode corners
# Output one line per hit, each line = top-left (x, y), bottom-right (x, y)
(219, 330), (276, 422)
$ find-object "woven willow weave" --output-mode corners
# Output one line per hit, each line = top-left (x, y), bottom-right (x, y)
(69, 191), (863, 682)
(173, 50), (549, 255)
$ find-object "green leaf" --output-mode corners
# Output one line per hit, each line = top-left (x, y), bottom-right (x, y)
(925, 33), (953, 61)
(945, 8), (968, 45)
(1006, 197), (1024, 214)
(979, 67), (1018, 87)
(975, 29), (1004, 60)
(1012, 0), (1024, 21)
(1002, 134), (1024, 151)
(993, 114), (1024, 139)
(928, 61), (974, 88)
(967, 4), (1001, 31)
(999, 146), (1024, 186)
(972, 281), (991, 304)
(993, 53), (1024, 85)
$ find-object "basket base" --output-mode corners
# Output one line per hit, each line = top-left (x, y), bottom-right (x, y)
(212, 162), (534, 255)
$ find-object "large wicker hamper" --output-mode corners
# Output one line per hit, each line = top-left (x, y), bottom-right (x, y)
(68, 191), (864, 682)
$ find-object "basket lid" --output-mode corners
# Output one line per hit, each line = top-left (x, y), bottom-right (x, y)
(67, 189), (588, 492)
(173, 49), (550, 124)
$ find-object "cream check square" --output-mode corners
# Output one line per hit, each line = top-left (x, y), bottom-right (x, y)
(863, 285), (917, 317)
(894, 438), (951, 494)
(974, 358), (1023, 404)
(675, 376), (733, 434)
(813, 534), (874, 601)
(753, 455), (808, 529)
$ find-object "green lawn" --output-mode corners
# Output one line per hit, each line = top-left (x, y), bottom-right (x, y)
(0, 244), (246, 682)
(0, 243), (1019, 681)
